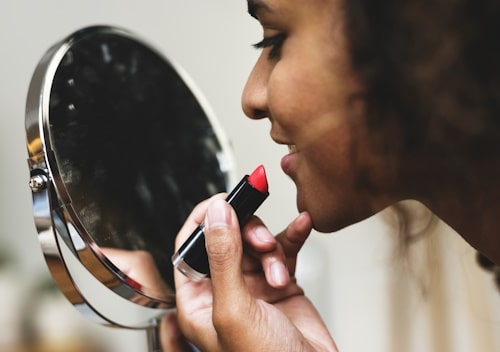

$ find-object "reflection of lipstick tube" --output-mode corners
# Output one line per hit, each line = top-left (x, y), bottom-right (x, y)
(172, 165), (269, 281)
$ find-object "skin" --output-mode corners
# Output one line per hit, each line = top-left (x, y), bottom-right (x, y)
(241, 0), (500, 264)
(161, 0), (360, 349)
(161, 0), (500, 349)
(241, 0), (402, 233)
(170, 197), (337, 351)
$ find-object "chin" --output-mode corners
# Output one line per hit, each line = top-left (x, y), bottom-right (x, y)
(296, 195), (344, 233)
(297, 193), (366, 233)
(311, 216), (354, 233)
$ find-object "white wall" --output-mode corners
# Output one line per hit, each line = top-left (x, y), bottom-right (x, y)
(1, 1), (499, 352)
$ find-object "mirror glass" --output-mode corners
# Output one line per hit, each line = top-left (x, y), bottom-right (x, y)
(26, 26), (234, 314)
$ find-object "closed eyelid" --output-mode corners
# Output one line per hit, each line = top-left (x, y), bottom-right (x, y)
(252, 33), (286, 60)
(253, 33), (286, 49)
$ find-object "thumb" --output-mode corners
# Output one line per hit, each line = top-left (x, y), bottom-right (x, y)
(204, 198), (252, 312)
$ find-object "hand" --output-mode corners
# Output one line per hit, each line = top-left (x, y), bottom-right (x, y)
(173, 195), (338, 351)
(100, 248), (192, 350)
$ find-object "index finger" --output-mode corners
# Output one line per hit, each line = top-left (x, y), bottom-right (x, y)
(275, 212), (313, 271)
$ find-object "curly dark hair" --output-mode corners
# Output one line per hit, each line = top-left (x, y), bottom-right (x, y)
(344, 0), (500, 163)
(344, 1), (500, 289)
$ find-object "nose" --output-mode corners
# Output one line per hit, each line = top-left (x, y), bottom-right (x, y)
(241, 56), (269, 120)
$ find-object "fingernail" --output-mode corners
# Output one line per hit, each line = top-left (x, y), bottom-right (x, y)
(254, 226), (275, 244)
(206, 199), (232, 229)
(270, 261), (289, 287)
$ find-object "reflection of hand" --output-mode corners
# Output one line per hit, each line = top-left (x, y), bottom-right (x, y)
(100, 247), (171, 297)
(101, 248), (192, 351)
(173, 195), (338, 351)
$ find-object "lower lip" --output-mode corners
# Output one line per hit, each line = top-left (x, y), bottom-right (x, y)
(281, 152), (297, 175)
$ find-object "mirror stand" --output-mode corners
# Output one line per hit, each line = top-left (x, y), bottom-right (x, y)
(146, 323), (161, 352)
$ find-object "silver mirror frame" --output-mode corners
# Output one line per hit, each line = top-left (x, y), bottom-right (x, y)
(25, 25), (236, 330)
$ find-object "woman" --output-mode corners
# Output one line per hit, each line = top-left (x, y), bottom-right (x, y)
(163, 0), (500, 350)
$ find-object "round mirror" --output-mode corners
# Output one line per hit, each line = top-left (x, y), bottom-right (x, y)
(25, 25), (235, 332)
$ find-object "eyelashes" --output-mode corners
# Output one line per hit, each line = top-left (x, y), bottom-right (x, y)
(253, 33), (286, 60)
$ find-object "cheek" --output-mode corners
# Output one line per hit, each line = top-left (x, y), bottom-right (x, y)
(268, 61), (343, 138)
(265, 47), (380, 230)
(271, 75), (348, 174)
(295, 131), (368, 230)
(298, 124), (402, 232)
(292, 104), (388, 231)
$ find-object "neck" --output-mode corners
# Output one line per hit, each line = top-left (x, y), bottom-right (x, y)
(403, 156), (500, 264)
(433, 188), (500, 264)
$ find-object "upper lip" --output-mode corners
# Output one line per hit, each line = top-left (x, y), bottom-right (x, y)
(272, 138), (297, 153)
(270, 133), (291, 146)
(270, 132), (297, 153)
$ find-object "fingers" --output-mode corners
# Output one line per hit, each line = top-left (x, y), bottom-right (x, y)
(175, 198), (253, 351)
(260, 212), (312, 286)
(241, 212), (313, 287)
(203, 199), (259, 332)
(172, 199), (317, 351)
(173, 193), (226, 287)
(242, 212), (312, 257)
(204, 199), (248, 298)
(240, 218), (290, 288)
(275, 212), (313, 273)
(174, 195), (312, 295)
(242, 218), (277, 252)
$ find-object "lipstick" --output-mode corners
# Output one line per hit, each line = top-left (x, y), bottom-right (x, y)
(172, 165), (269, 281)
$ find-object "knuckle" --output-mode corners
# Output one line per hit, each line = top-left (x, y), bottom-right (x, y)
(205, 227), (241, 267)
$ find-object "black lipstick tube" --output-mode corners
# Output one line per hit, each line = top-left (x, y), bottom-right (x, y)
(172, 175), (269, 281)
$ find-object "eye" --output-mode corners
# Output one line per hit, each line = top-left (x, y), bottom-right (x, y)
(253, 33), (286, 60)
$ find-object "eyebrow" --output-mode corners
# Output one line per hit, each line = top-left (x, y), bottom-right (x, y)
(247, 0), (272, 19)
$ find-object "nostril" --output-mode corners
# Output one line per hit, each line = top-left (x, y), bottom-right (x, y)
(251, 109), (268, 119)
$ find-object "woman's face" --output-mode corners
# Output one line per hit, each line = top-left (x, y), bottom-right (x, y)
(242, 0), (401, 232)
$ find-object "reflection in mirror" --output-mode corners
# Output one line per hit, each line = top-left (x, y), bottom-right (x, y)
(49, 27), (232, 292)
(25, 25), (235, 328)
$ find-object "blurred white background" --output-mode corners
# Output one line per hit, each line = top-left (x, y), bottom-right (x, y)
(1, 1), (499, 351)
